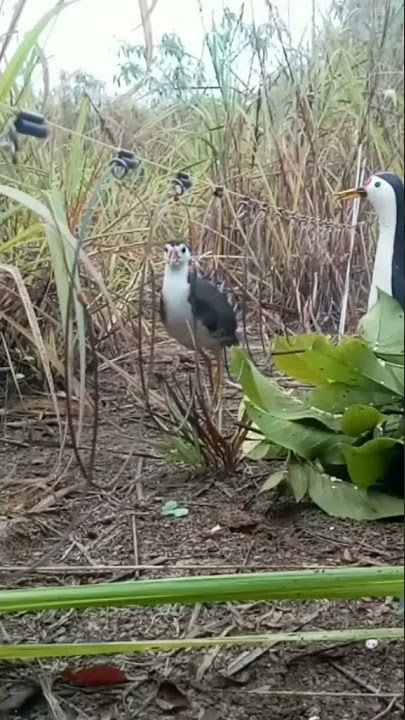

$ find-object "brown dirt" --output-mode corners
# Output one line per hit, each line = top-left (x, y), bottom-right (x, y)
(0, 364), (403, 720)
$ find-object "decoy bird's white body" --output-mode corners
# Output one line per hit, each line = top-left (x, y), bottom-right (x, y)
(338, 173), (404, 310)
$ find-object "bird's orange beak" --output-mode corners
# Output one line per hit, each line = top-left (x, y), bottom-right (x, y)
(335, 186), (367, 202)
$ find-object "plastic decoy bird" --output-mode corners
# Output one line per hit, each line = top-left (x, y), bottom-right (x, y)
(337, 172), (404, 310)
(160, 240), (239, 393)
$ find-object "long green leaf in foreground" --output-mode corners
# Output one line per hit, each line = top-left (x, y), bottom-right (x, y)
(2, 567), (403, 614)
(1, 628), (403, 661)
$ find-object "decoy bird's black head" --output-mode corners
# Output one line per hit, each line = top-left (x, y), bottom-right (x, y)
(164, 240), (192, 269)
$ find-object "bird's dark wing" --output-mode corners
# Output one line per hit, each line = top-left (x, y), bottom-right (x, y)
(189, 272), (238, 345)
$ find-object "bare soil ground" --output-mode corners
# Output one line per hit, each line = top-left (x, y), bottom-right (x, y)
(0, 359), (404, 720)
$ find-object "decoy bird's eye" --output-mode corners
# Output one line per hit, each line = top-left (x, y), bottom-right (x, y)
(181, 246), (186, 253)
(375, 181), (381, 188)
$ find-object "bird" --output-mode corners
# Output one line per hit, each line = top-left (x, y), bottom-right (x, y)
(160, 239), (239, 395)
(337, 172), (404, 310)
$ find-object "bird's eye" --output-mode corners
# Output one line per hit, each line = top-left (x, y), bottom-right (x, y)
(181, 246), (186, 254)
(375, 181), (381, 188)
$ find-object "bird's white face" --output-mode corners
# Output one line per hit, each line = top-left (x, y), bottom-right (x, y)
(164, 241), (191, 268)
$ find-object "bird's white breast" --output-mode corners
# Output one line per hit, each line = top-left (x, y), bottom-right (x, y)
(162, 267), (195, 349)
(162, 266), (218, 352)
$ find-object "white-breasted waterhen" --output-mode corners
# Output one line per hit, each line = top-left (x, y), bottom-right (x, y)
(160, 240), (239, 395)
(337, 172), (404, 309)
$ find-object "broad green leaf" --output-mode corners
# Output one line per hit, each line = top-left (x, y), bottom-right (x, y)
(308, 383), (400, 414)
(271, 334), (331, 384)
(306, 464), (404, 520)
(341, 405), (387, 436)
(343, 438), (403, 489)
(259, 469), (286, 493)
(245, 403), (346, 461)
(338, 338), (404, 396)
(274, 334), (403, 396)
(287, 460), (310, 502)
(230, 348), (341, 430)
(0, 3), (75, 103)
(359, 290), (404, 356)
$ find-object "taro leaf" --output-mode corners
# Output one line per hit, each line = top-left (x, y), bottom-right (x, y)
(287, 460), (310, 502)
(308, 383), (400, 414)
(245, 403), (351, 463)
(230, 348), (341, 431)
(305, 464), (404, 520)
(271, 334), (330, 384)
(343, 438), (404, 489)
(359, 290), (404, 357)
(341, 405), (387, 436)
(259, 469), (286, 494)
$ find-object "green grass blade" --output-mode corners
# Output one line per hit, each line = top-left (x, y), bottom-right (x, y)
(0, 2), (75, 103)
(2, 567), (403, 614)
(2, 628), (403, 661)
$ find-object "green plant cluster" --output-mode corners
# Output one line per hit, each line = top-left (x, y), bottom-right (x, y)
(233, 292), (404, 520)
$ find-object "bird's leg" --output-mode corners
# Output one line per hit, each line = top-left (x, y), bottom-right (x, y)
(200, 350), (214, 390)
(213, 349), (223, 400)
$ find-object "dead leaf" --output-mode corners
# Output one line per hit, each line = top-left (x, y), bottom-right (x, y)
(215, 670), (251, 687)
(156, 679), (189, 712)
(226, 646), (270, 676)
(259, 469), (285, 494)
(0, 683), (42, 717)
(28, 484), (82, 513)
(342, 548), (355, 563)
(199, 710), (220, 720)
(222, 511), (259, 534)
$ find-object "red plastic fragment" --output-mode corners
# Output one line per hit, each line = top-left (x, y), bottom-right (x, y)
(61, 664), (127, 686)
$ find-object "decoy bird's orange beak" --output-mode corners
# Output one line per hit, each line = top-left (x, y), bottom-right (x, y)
(335, 186), (368, 202)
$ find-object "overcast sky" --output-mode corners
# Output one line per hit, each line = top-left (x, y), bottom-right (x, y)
(2, 0), (332, 90)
